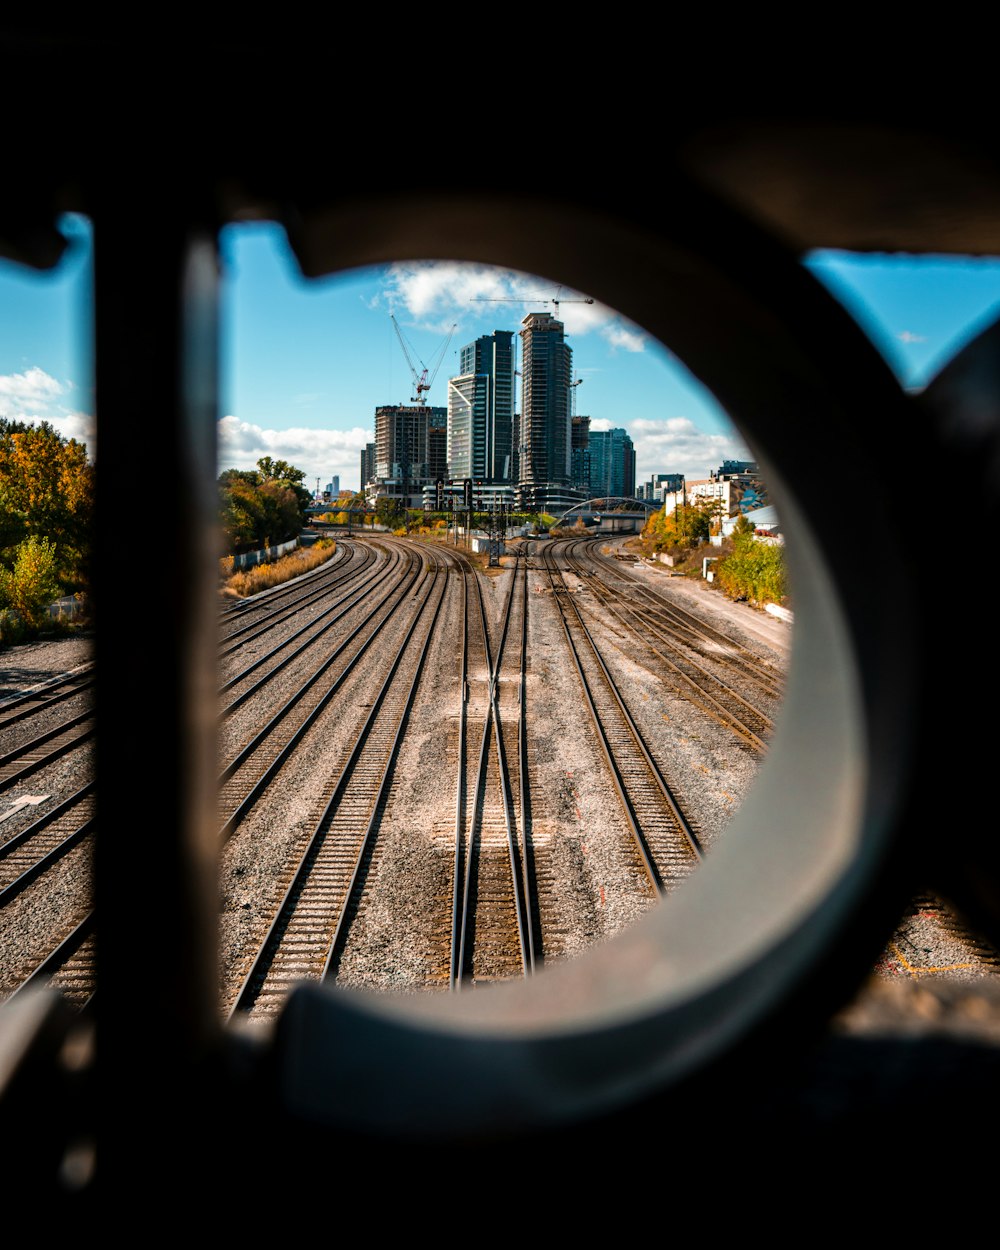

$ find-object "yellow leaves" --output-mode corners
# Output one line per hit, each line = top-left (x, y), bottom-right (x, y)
(0, 419), (94, 587)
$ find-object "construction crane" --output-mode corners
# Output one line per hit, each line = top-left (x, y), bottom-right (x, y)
(470, 284), (595, 316)
(390, 315), (457, 405)
(569, 376), (583, 417)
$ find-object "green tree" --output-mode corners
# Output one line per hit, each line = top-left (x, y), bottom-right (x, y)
(255, 456), (304, 486)
(0, 535), (62, 630)
(375, 495), (404, 529)
(732, 512), (754, 537)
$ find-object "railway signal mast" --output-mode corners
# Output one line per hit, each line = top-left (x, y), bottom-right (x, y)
(390, 315), (456, 405)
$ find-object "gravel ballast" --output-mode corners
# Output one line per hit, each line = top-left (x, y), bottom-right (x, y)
(2, 555), (999, 1046)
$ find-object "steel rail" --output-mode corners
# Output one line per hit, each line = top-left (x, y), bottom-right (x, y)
(0, 709), (94, 771)
(0, 717), (95, 797)
(578, 540), (785, 696)
(217, 540), (375, 654)
(489, 548), (535, 973)
(0, 668), (95, 729)
(320, 562), (450, 982)
(227, 556), (446, 1019)
(453, 554), (533, 986)
(515, 550), (537, 966)
(218, 544), (402, 709)
(218, 536), (353, 622)
(454, 565), (498, 986)
(562, 541), (773, 752)
(542, 545), (704, 887)
(450, 562), (471, 990)
(553, 550), (704, 860)
(5, 911), (96, 1008)
(217, 550), (425, 841)
(0, 786), (95, 906)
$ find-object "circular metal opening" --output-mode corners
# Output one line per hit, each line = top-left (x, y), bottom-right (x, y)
(256, 190), (918, 1138)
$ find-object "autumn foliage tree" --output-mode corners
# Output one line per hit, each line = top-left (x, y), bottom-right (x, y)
(218, 459), (311, 554)
(640, 498), (720, 554)
(0, 418), (94, 590)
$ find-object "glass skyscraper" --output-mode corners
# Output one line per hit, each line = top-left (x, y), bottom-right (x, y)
(588, 428), (636, 499)
(517, 312), (578, 512)
(446, 330), (515, 482)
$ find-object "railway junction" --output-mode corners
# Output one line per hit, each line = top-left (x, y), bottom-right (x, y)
(2, 533), (1000, 1210)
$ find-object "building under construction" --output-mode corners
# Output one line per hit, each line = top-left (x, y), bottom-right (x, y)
(370, 404), (446, 509)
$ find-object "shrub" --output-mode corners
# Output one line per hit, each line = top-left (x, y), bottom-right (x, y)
(714, 534), (786, 605)
(221, 542), (338, 598)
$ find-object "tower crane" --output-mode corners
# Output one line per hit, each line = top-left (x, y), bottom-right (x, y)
(470, 284), (594, 316)
(569, 376), (583, 418)
(390, 315), (457, 405)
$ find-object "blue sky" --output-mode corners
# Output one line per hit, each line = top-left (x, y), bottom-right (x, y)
(3, 214), (1000, 494)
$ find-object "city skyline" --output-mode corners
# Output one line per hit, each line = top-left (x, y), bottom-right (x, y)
(3, 215), (1000, 496)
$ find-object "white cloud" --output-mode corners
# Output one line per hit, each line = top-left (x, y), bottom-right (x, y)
(0, 366), (64, 407)
(898, 330), (927, 343)
(218, 417), (373, 489)
(601, 323), (647, 353)
(626, 416), (753, 483)
(0, 368), (96, 456)
(380, 262), (519, 330)
(45, 411), (95, 450)
(378, 263), (647, 351)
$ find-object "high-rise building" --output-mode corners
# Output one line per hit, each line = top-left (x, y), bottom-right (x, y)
(360, 442), (375, 493)
(517, 312), (579, 513)
(428, 422), (448, 486)
(588, 428), (636, 499)
(447, 330), (515, 483)
(644, 472), (684, 502)
(372, 404), (446, 507)
(571, 415), (591, 494)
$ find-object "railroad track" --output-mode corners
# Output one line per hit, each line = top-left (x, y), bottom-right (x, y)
(0, 533), (767, 1014)
(0, 784), (94, 904)
(554, 538), (778, 752)
(217, 538), (357, 642)
(217, 545), (425, 839)
(573, 540), (785, 700)
(225, 548), (451, 1020)
(0, 663), (95, 730)
(218, 539), (378, 661)
(538, 541), (704, 895)
(452, 549), (535, 988)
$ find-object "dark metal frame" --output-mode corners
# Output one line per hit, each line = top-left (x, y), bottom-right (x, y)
(4, 47), (1000, 1207)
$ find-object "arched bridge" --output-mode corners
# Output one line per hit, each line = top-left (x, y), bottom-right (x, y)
(553, 497), (661, 533)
